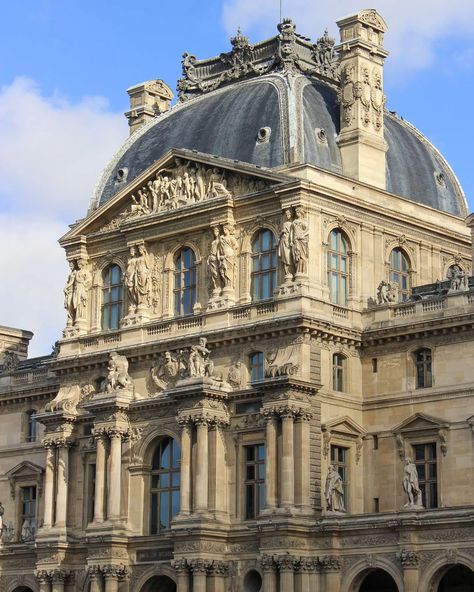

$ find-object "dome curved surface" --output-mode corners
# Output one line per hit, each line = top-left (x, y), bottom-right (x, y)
(94, 74), (466, 217)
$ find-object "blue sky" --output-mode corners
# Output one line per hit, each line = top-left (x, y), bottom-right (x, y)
(1, 0), (473, 356)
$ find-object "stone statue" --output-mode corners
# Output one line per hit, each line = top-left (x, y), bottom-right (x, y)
(64, 258), (91, 325)
(0, 502), (4, 534)
(125, 245), (138, 313)
(376, 280), (399, 304)
(125, 244), (153, 315)
(104, 352), (133, 393)
(325, 465), (345, 512)
(402, 457), (423, 508)
(290, 207), (309, 275)
(218, 224), (238, 290)
(188, 337), (214, 378)
(227, 360), (242, 387)
(207, 227), (221, 296)
(21, 518), (34, 542)
(151, 351), (180, 392)
(278, 209), (294, 281)
(447, 264), (468, 292)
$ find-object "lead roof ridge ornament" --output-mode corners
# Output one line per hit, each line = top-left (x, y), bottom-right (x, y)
(177, 20), (340, 101)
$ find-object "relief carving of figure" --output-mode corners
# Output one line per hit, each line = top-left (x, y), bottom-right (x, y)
(188, 337), (214, 378)
(64, 258), (91, 325)
(290, 207), (309, 275)
(325, 465), (345, 512)
(278, 209), (294, 281)
(402, 457), (423, 508)
(21, 518), (34, 542)
(376, 280), (399, 304)
(227, 360), (242, 387)
(219, 224), (238, 289)
(207, 227), (222, 296)
(151, 351), (180, 392)
(104, 352), (133, 393)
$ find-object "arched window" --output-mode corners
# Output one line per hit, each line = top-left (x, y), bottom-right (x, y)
(101, 265), (124, 330)
(332, 353), (346, 392)
(150, 437), (180, 533)
(249, 352), (265, 382)
(389, 248), (410, 301)
(174, 248), (197, 316)
(251, 229), (277, 301)
(327, 229), (349, 305)
(415, 348), (432, 388)
(26, 410), (37, 443)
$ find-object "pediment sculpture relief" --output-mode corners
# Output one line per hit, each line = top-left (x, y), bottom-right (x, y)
(101, 158), (269, 231)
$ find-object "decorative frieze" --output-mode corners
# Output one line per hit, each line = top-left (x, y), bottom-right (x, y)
(397, 549), (419, 568)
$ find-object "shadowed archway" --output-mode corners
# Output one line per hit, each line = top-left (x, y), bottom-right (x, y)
(140, 575), (176, 592)
(359, 569), (399, 592)
(438, 565), (474, 591)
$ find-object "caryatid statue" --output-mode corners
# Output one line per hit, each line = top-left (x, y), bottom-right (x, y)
(125, 243), (153, 314)
(290, 207), (309, 275)
(325, 465), (346, 512)
(218, 224), (238, 290)
(402, 457), (423, 508)
(278, 209), (294, 281)
(207, 226), (221, 296)
(64, 258), (91, 326)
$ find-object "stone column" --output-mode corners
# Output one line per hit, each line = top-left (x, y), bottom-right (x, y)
(87, 567), (102, 592)
(208, 561), (227, 592)
(42, 444), (55, 528)
(294, 413), (311, 510)
(296, 558), (317, 592)
(107, 430), (123, 521)
(190, 560), (208, 592)
(280, 411), (295, 508)
(261, 556), (277, 592)
(93, 430), (107, 523)
(398, 551), (420, 592)
(179, 420), (192, 516)
(278, 556), (295, 592)
(104, 573), (119, 592)
(173, 558), (190, 592)
(194, 418), (209, 513)
(36, 571), (52, 592)
(51, 571), (67, 592)
(320, 557), (341, 592)
(264, 413), (277, 510)
(55, 441), (71, 528)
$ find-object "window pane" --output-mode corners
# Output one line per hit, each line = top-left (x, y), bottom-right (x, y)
(160, 492), (169, 529)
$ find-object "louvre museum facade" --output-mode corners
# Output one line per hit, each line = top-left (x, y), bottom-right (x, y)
(1, 8), (474, 592)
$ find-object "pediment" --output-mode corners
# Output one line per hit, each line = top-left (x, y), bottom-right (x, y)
(6, 461), (44, 479)
(322, 416), (366, 438)
(392, 413), (447, 434)
(62, 149), (291, 241)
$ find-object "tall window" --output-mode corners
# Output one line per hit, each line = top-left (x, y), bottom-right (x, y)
(330, 445), (348, 508)
(251, 229), (277, 301)
(415, 348), (432, 388)
(327, 229), (349, 305)
(389, 248), (410, 301)
(174, 248), (197, 316)
(249, 352), (265, 382)
(150, 438), (180, 533)
(101, 265), (124, 330)
(332, 353), (346, 392)
(26, 410), (38, 443)
(20, 486), (36, 540)
(87, 464), (96, 524)
(413, 443), (437, 508)
(244, 444), (265, 519)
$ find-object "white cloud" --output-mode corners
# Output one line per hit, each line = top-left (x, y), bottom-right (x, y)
(222, 0), (474, 71)
(0, 78), (127, 356)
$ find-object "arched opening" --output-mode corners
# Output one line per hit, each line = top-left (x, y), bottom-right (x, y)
(327, 228), (350, 305)
(244, 570), (262, 592)
(12, 587), (35, 592)
(359, 569), (399, 592)
(140, 575), (177, 592)
(438, 565), (474, 591)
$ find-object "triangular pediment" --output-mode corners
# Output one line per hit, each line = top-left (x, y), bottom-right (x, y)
(393, 412), (447, 434)
(6, 461), (44, 479)
(61, 149), (292, 241)
(322, 416), (367, 438)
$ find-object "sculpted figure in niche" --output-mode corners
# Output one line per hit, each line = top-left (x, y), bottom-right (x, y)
(151, 351), (180, 392)
(219, 224), (238, 289)
(291, 207), (309, 275)
(447, 264), (468, 292)
(227, 360), (242, 387)
(104, 352), (133, 393)
(278, 209), (294, 281)
(125, 246), (138, 313)
(402, 457), (423, 508)
(64, 258), (91, 325)
(325, 465), (345, 512)
(126, 244), (153, 313)
(21, 518), (34, 542)
(188, 337), (214, 378)
(207, 227), (221, 296)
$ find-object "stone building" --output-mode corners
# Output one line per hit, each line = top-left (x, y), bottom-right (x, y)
(1, 9), (474, 592)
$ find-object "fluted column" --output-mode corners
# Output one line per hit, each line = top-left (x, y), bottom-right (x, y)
(51, 570), (68, 592)
(190, 560), (208, 592)
(36, 571), (52, 592)
(296, 558), (317, 592)
(103, 566), (127, 592)
(93, 430), (107, 523)
(280, 411), (295, 508)
(173, 559), (190, 592)
(261, 556), (277, 592)
(194, 418), (209, 513)
(55, 441), (72, 527)
(104, 573), (118, 592)
(320, 557), (341, 592)
(87, 566), (102, 592)
(107, 430), (123, 520)
(294, 412), (311, 509)
(264, 413), (277, 510)
(179, 420), (192, 516)
(42, 444), (55, 528)
(278, 556), (295, 592)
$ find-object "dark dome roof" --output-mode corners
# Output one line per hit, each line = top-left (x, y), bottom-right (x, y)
(93, 74), (466, 217)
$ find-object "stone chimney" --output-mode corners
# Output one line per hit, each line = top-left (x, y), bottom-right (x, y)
(336, 9), (389, 189)
(0, 325), (33, 367)
(124, 79), (174, 135)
